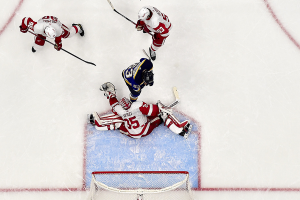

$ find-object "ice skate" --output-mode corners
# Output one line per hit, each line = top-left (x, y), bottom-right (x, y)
(72, 23), (84, 36)
(149, 47), (156, 61)
(179, 123), (192, 139)
(32, 46), (36, 53)
(88, 114), (95, 125)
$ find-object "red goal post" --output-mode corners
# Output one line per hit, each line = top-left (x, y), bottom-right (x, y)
(87, 171), (193, 200)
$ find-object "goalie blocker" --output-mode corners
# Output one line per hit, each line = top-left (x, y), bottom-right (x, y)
(89, 82), (192, 139)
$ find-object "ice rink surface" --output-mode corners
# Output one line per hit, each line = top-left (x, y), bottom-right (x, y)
(1, 0), (300, 199)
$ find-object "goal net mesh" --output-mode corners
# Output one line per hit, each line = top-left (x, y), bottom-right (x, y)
(87, 171), (193, 200)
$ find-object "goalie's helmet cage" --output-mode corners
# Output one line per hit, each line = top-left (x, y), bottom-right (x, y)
(87, 171), (194, 200)
(44, 26), (56, 38)
(120, 97), (132, 110)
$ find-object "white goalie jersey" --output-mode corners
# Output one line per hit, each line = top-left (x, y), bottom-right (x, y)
(113, 101), (151, 138)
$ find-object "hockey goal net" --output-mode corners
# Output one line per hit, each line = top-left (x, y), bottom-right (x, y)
(87, 171), (193, 200)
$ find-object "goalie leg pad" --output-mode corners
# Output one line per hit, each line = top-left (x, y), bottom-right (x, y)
(95, 123), (122, 131)
(163, 114), (189, 135)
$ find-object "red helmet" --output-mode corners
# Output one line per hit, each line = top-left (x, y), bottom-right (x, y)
(120, 97), (132, 110)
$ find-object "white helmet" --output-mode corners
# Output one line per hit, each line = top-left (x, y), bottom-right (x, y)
(44, 26), (56, 39)
(138, 7), (151, 20)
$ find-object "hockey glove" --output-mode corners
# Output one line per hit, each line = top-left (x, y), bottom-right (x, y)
(143, 26), (150, 34)
(54, 41), (62, 51)
(136, 20), (145, 31)
(19, 25), (28, 33)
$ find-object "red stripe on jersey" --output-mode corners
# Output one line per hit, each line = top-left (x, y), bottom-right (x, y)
(109, 97), (119, 107)
(153, 23), (169, 35)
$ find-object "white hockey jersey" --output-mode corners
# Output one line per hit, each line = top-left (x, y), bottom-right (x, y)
(34, 16), (63, 37)
(22, 16), (64, 38)
(143, 6), (172, 37)
(114, 101), (150, 138)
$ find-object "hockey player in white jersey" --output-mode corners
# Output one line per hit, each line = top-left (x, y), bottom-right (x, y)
(135, 6), (172, 61)
(20, 16), (84, 52)
(89, 82), (192, 139)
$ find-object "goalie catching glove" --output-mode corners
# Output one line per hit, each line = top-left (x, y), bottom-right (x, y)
(100, 82), (116, 99)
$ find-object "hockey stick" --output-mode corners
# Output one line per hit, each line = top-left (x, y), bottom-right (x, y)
(28, 31), (96, 66)
(106, 0), (153, 36)
(142, 49), (152, 61)
(157, 86), (180, 112)
(168, 87), (180, 108)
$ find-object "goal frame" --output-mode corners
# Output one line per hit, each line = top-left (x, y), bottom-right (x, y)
(88, 171), (193, 199)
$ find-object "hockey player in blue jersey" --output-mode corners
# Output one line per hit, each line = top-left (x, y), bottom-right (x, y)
(122, 58), (154, 102)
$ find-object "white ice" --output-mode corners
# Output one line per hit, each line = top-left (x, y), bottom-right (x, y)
(1, 0), (300, 199)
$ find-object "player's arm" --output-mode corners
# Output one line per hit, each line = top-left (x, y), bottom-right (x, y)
(152, 23), (169, 39)
(139, 58), (153, 71)
(135, 20), (145, 31)
(139, 102), (160, 116)
(54, 35), (63, 51)
(20, 17), (36, 33)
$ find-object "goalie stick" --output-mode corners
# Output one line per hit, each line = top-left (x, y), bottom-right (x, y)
(158, 86), (180, 114)
(168, 86), (180, 107)
(106, 0), (153, 36)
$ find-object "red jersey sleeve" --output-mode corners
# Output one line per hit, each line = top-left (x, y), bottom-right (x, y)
(109, 97), (119, 115)
(153, 23), (169, 35)
(21, 17), (36, 31)
(139, 102), (160, 116)
(54, 35), (62, 44)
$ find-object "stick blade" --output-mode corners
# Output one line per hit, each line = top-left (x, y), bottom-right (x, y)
(173, 86), (180, 101)
(107, 0), (115, 10)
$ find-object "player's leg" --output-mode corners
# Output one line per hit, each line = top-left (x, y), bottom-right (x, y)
(32, 34), (46, 52)
(149, 34), (168, 60)
(61, 24), (84, 39)
(141, 116), (163, 137)
(118, 123), (133, 137)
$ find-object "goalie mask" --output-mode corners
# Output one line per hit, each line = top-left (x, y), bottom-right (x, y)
(44, 26), (56, 39)
(120, 97), (132, 110)
(143, 70), (154, 86)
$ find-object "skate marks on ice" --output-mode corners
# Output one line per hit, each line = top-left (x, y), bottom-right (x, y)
(85, 110), (201, 189)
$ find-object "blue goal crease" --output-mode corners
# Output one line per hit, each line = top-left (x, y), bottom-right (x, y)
(85, 111), (200, 188)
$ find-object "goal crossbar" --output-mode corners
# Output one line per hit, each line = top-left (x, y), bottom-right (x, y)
(92, 172), (189, 194)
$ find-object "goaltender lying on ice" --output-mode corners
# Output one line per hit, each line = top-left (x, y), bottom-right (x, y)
(88, 82), (192, 139)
